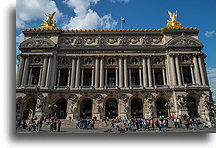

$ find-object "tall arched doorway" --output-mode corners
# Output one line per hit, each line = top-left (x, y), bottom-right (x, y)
(22, 98), (37, 120)
(131, 98), (143, 118)
(106, 98), (118, 119)
(187, 97), (198, 117)
(56, 98), (67, 119)
(156, 97), (168, 117)
(80, 98), (92, 119)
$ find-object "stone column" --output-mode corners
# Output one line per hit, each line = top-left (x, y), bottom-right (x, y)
(175, 55), (182, 86)
(198, 56), (206, 86)
(57, 69), (61, 87)
(119, 57), (123, 88)
(95, 57), (99, 88)
(152, 68), (155, 86)
(45, 56), (52, 88)
(38, 67), (42, 86)
(124, 57), (128, 88)
(116, 68), (118, 87)
(70, 58), (76, 88)
(190, 65), (195, 84)
(139, 67), (143, 87)
(129, 68), (131, 87)
(67, 69), (71, 87)
(142, 57), (148, 87)
(27, 67), (32, 86)
(91, 67), (94, 87)
(81, 68), (84, 87)
(170, 55), (177, 86)
(75, 58), (80, 88)
(16, 56), (24, 87)
(162, 67), (166, 85)
(99, 58), (104, 88)
(21, 56), (29, 87)
(147, 56), (152, 87)
(40, 56), (48, 87)
(105, 68), (108, 87)
(193, 55), (201, 85)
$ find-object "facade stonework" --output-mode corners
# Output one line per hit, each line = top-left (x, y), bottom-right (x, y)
(16, 27), (215, 121)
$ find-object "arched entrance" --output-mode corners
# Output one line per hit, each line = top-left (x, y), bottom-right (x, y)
(80, 98), (92, 119)
(187, 97), (198, 117)
(22, 98), (36, 120)
(106, 98), (118, 119)
(131, 98), (143, 118)
(156, 97), (168, 117)
(56, 98), (67, 119)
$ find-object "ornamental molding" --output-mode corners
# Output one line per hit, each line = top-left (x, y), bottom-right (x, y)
(19, 38), (55, 49)
(166, 35), (203, 47)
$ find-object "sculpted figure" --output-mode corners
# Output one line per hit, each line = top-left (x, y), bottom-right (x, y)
(41, 12), (56, 29)
(166, 11), (182, 28)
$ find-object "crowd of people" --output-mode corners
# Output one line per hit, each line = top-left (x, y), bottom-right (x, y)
(16, 114), (215, 133)
(75, 119), (95, 129)
(16, 116), (62, 132)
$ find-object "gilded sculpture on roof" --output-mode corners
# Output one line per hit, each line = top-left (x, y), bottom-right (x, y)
(41, 12), (56, 29)
(166, 11), (182, 28)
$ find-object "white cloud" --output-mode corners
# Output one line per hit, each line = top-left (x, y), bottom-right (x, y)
(16, 0), (63, 29)
(207, 67), (216, 101)
(62, 0), (117, 30)
(16, 33), (24, 44)
(205, 31), (215, 38)
(110, 0), (130, 3)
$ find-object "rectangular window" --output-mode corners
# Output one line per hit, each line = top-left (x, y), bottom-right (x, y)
(31, 67), (40, 85)
(154, 68), (163, 85)
(131, 68), (140, 86)
(59, 69), (69, 86)
(182, 66), (192, 84)
(83, 69), (92, 86)
(107, 69), (116, 86)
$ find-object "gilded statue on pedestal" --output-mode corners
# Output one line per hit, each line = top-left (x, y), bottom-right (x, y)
(166, 11), (182, 28)
(41, 12), (56, 29)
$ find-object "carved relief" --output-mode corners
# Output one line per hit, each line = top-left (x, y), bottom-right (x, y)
(85, 38), (95, 44)
(176, 95), (187, 110)
(96, 36), (105, 46)
(20, 38), (55, 48)
(95, 94), (103, 102)
(73, 36), (82, 46)
(121, 93), (129, 103)
(203, 94), (214, 111)
(129, 38), (139, 44)
(35, 94), (46, 112)
(108, 38), (117, 44)
(166, 35), (202, 47)
(69, 94), (78, 102)
(118, 36), (127, 46)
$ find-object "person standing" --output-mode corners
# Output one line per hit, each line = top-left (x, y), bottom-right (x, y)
(53, 119), (57, 131)
(49, 119), (54, 132)
(57, 119), (61, 132)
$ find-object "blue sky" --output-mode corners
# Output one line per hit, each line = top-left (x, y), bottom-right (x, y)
(16, 0), (216, 100)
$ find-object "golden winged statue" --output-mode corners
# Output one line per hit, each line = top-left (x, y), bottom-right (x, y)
(41, 12), (56, 29)
(166, 10), (182, 28)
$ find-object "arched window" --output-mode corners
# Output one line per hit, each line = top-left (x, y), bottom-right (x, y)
(131, 98), (143, 118)
(80, 98), (92, 119)
(156, 97), (168, 117)
(105, 98), (118, 118)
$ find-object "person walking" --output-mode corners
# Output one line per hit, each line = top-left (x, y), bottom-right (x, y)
(57, 119), (61, 132)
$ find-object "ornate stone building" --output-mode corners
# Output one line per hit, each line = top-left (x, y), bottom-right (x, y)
(16, 13), (215, 121)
